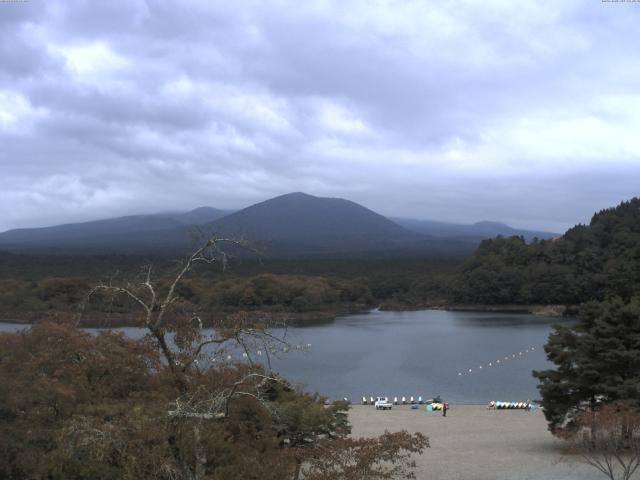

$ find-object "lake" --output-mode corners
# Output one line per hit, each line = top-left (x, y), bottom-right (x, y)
(0, 309), (568, 404)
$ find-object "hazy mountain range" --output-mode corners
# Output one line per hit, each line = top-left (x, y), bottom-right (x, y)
(389, 218), (555, 242)
(0, 193), (557, 257)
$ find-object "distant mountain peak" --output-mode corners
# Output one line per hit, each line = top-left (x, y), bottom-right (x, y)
(187, 206), (219, 213)
(206, 192), (412, 245)
(278, 191), (315, 198)
(264, 192), (334, 203)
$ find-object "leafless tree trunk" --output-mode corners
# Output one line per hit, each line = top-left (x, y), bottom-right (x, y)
(193, 422), (206, 480)
(84, 236), (289, 480)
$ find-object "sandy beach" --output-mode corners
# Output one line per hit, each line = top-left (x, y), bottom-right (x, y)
(348, 405), (602, 480)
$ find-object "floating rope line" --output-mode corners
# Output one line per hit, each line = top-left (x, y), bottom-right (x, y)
(457, 347), (537, 377)
(213, 343), (312, 362)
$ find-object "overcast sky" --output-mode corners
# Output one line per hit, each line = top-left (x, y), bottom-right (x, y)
(1, 0), (639, 233)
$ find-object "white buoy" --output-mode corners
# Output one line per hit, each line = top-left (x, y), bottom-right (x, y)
(479, 365), (483, 369)
(458, 372), (462, 376)
(468, 368), (472, 373)
(488, 362), (492, 366)
(497, 360), (500, 363)
(242, 352), (248, 358)
(227, 355), (232, 360)
(257, 350), (262, 356)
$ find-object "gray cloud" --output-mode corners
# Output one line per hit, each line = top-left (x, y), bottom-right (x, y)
(1, 0), (639, 233)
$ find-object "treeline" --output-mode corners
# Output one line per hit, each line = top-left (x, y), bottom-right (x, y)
(0, 274), (377, 321)
(6, 198), (640, 316)
(0, 250), (465, 281)
(0, 252), (460, 322)
(452, 198), (640, 305)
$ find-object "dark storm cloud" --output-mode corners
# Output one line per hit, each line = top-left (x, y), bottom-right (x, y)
(1, 0), (639, 232)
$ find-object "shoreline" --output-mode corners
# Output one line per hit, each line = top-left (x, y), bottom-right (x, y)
(0, 308), (360, 328)
(380, 303), (578, 317)
(0, 303), (577, 328)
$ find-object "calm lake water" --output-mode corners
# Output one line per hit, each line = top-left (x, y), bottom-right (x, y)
(0, 309), (568, 404)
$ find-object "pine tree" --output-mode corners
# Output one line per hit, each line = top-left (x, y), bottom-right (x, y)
(533, 297), (640, 432)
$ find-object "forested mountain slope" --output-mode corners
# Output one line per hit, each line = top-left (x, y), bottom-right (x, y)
(453, 198), (640, 305)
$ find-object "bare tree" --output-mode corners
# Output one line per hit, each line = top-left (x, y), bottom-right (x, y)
(84, 236), (289, 480)
(77, 235), (429, 480)
(563, 404), (640, 480)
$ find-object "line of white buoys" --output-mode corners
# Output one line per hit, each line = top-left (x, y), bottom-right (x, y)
(213, 342), (318, 362)
(457, 346), (538, 377)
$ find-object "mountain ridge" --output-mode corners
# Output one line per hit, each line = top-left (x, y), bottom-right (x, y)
(0, 193), (556, 257)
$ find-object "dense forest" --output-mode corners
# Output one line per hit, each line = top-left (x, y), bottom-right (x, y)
(453, 198), (640, 306)
(0, 274), (376, 325)
(2, 198), (639, 324)
(0, 252), (456, 324)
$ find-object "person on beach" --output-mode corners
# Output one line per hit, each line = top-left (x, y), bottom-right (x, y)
(443, 402), (448, 417)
